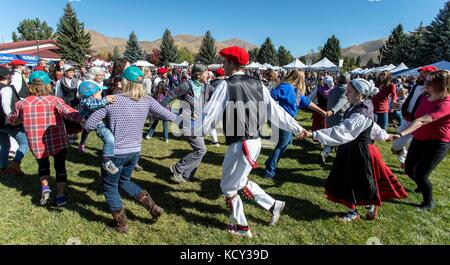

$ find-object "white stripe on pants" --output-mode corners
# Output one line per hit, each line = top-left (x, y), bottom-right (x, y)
(392, 120), (413, 163)
(221, 138), (276, 226)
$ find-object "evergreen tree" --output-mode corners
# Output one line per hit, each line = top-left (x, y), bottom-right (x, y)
(159, 29), (178, 65)
(56, 3), (91, 66)
(320, 35), (342, 65)
(277, 45), (294, 66)
(111, 46), (121, 61)
(249, 48), (259, 62)
(257, 37), (279, 65)
(420, 2), (450, 64)
(379, 24), (407, 65)
(12, 18), (54, 42)
(356, 56), (361, 67)
(196, 31), (217, 65)
(366, 58), (376, 68)
(123, 31), (144, 63)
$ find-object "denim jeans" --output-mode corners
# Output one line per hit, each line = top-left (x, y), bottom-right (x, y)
(80, 122), (114, 158)
(102, 152), (143, 211)
(264, 128), (293, 178)
(374, 112), (389, 131)
(0, 126), (29, 168)
(392, 110), (403, 125)
(146, 119), (169, 141)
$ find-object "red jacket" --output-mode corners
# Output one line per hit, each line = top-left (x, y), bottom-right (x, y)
(372, 83), (397, 113)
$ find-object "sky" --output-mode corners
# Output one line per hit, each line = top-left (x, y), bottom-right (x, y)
(1, 0), (448, 57)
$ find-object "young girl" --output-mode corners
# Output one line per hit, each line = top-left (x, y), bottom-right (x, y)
(9, 71), (83, 207)
(309, 78), (408, 221)
(145, 81), (170, 142)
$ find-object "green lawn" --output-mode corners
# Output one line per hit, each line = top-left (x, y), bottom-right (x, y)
(0, 111), (448, 245)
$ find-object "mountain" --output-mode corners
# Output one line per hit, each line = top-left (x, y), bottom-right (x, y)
(88, 30), (258, 56)
(341, 38), (387, 65)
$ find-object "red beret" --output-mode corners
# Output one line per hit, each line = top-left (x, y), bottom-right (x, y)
(418, 65), (438, 73)
(219, 46), (249, 66)
(158, 67), (168, 75)
(215, 68), (225, 76)
(10, 60), (27, 66)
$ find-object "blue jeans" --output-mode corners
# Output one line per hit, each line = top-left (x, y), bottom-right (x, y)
(96, 122), (115, 158)
(147, 119), (169, 141)
(264, 128), (293, 178)
(102, 152), (142, 211)
(374, 112), (389, 131)
(392, 110), (403, 125)
(0, 126), (29, 168)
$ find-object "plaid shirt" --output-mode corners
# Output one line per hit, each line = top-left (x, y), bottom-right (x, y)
(9, 96), (82, 159)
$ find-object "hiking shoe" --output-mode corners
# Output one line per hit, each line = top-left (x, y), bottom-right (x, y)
(40, 186), (52, 206)
(416, 202), (435, 212)
(226, 225), (253, 238)
(339, 211), (361, 222)
(78, 144), (86, 154)
(56, 195), (67, 207)
(3, 161), (25, 177)
(103, 161), (119, 175)
(365, 206), (378, 221)
(269, 200), (286, 226)
(170, 165), (186, 183)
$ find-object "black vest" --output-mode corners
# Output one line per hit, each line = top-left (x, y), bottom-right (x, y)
(401, 84), (423, 122)
(0, 83), (23, 129)
(60, 78), (80, 107)
(17, 75), (28, 99)
(223, 75), (265, 145)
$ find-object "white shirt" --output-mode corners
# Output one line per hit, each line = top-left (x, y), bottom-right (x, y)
(313, 113), (389, 147)
(0, 85), (14, 117)
(202, 71), (304, 136)
(407, 85), (425, 113)
(10, 71), (24, 95)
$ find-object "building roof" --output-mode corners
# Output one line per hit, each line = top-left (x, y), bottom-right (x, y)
(0, 40), (59, 51)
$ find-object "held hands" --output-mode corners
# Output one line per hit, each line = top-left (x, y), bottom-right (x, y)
(297, 129), (313, 140)
(106, 95), (117, 104)
(320, 110), (333, 118)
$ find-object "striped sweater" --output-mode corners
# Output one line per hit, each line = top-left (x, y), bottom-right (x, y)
(85, 94), (177, 155)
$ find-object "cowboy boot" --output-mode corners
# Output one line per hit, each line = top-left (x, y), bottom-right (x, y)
(136, 190), (164, 220)
(111, 208), (128, 234)
(4, 161), (24, 177)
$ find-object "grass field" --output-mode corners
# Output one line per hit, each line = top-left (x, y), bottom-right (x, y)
(0, 111), (448, 245)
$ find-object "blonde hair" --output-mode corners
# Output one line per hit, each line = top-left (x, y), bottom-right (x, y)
(283, 70), (306, 95)
(428, 70), (450, 98)
(121, 78), (146, 100)
(27, 80), (53, 96)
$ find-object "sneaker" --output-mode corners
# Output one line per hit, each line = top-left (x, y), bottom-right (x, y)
(226, 225), (253, 238)
(339, 211), (361, 222)
(269, 200), (286, 226)
(145, 135), (152, 140)
(320, 151), (328, 164)
(78, 144), (86, 154)
(164, 139), (169, 143)
(170, 165), (186, 183)
(211, 142), (220, 147)
(365, 206), (378, 221)
(134, 164), (143, 172)
(40, 186), (52, 206)
(416, 202), (435, 212)
(103, 161), (119, 175)
(56, 195), (67, 207)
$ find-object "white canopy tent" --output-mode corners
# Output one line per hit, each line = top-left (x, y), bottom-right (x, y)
(283, 59), (307, 70)
(390, 63), (409, 74)
(308, 57), (338, 71)
(245, 62), (263, 70)
(133, 60), (154, 67)
(208, 64), (223, 71)
(393, 60), (450, 77)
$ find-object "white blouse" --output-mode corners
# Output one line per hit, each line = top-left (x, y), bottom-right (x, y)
(313, 112), (389, 147)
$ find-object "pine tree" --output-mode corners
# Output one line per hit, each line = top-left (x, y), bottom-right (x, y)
(123, 31), (144, 63)
(257, 37), (279, 65)
(356, 56), (361, 67)
(56, 3), (91, 66)
(379, 24), (407, 65)
(277, 45), (294, 66)
(366, 58), (376, 68)
(249, 48), (259, 62)
(420, 2), (450, 64)
(196, 31), (217, 65)
(320, 35), (342, 65)
(159, 29), (178, 65)
(111, 46), (121, 61)
(12, 18), (54, 41)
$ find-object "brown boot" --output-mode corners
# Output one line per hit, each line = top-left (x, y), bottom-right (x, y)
(4, 161), (24, 177)
(111, 208), (128, 234)
(136, 190), (164, 220)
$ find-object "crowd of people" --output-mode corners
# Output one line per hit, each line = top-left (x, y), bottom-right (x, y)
(0, 46), (448, 237)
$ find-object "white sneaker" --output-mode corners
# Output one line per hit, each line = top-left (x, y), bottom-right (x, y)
(226, 225), (253, 238)
(145, 135), (152, 140)
(170, 165), (186, 183)
(269, 200), (286, 226)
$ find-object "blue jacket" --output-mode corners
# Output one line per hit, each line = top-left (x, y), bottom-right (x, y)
(270, 82), (311, 117)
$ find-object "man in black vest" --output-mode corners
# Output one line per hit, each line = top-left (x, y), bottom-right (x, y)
(202, 46), (308, 237)
(10, 60), (28, 100)
(391, 65), (437, 168)
(0, 66), (29, 177)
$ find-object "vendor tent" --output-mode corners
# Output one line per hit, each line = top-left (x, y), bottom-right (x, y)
(393, 60), (450, 77)
(390, 63), (409, 74)
(283, 59), (306, 70)
(246, 62), (262, 70)
(133, 60), (154, 67)
(309, 57), (338, 71)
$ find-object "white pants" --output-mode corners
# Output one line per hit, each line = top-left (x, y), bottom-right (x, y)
(210, 128), (219, 143)
(221, 138), (276, 226)
(392, 120), (413, 164)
